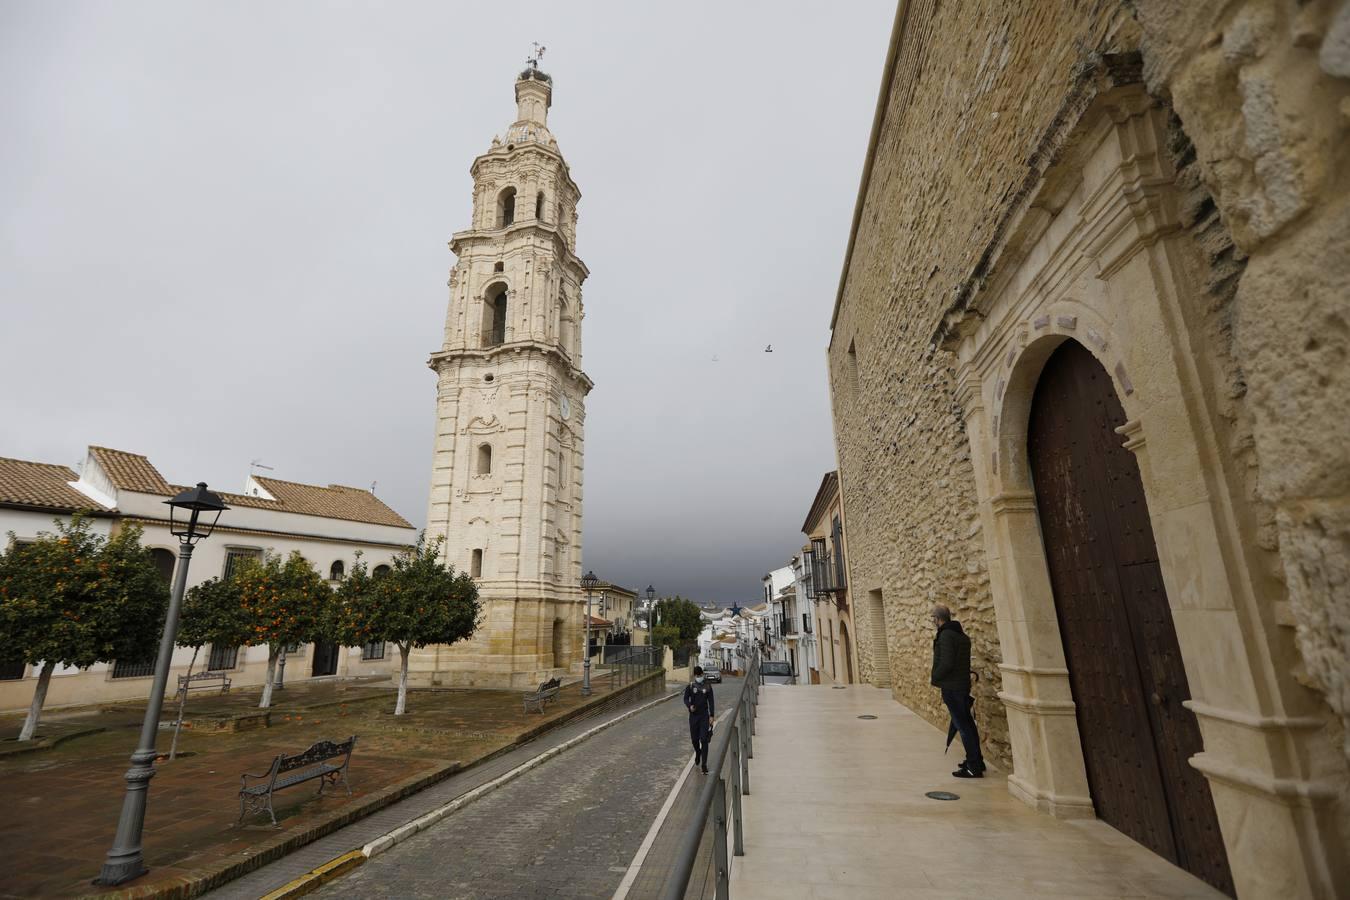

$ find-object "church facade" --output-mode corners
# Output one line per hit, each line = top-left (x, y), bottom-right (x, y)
(415, 61), (592, 688)
(828, 2), (1349, 897)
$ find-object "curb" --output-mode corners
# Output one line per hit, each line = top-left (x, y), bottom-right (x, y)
(0, 724), (107, 757)
(263, 687), (680, 898)
(256, 851), (365, 900)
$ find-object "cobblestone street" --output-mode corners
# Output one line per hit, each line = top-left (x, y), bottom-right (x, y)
(315, 680), (723, 899)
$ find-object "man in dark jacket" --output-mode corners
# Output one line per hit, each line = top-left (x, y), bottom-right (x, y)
(931, 604), (984, 778)
(684, 666), (715, 774)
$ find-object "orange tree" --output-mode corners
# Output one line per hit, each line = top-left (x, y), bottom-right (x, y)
(232, 551), (331, 709)
(168, 574), (254, 755)
(0, 517), (167, 740)
(328, 535), (480, 715)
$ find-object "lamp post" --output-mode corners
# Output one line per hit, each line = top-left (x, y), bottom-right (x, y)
(581, 570), (598, 696)
(96, 483), (226, 886)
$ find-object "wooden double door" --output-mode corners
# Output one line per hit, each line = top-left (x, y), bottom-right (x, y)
(1027, 341), (1233, 896)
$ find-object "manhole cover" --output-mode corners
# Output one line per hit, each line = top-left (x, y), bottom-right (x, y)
(857, 714), (878, 720)
(925, 791), (960, 801)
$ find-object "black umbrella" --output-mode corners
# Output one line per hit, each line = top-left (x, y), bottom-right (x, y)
(945, 671), (979, 753)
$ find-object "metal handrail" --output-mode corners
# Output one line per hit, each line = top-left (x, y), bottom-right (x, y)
(662, 652), (762, 900)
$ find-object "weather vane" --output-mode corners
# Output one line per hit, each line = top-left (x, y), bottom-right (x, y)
(528, 42), (546, 70)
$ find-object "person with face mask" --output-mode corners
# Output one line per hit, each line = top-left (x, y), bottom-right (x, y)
(684, 666), (716, 774)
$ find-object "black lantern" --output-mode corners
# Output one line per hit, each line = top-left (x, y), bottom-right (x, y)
(581, 570), (599, 592)
(646, 585), (655, 603)
(165, 482), (228, 544)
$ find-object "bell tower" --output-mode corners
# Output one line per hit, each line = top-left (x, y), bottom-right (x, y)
(416, 55), (592, 688)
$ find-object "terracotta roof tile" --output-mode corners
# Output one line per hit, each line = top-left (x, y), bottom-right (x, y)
(247, 476), (413, 529)
(0, 458), (104, 512)
(16, 445), (414, 530)
(88, 446), (173, 494)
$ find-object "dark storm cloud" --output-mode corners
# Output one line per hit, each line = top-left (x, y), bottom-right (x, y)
(0, 1), (894, 605)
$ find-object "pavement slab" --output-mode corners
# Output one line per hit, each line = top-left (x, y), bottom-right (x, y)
(727, 684), (1227, 900)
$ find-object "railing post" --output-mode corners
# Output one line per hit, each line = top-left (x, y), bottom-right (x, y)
(742, 700), (754, 760)
(730, 724), (745, 856)
(713, 775), (730, 900)
(740, 708), (751, 791)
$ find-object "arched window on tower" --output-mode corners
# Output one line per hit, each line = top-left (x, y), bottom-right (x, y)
(497, 187), (516, 227)
(476, 443), (493, 475)
(535, 191), (545, 222)
(483, 285), (508, 347)
(557, 292), (573, 357)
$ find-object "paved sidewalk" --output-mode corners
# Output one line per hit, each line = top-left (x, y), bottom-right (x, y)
(729, 685), (1226, 900)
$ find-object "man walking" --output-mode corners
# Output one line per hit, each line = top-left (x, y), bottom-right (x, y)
(931, 604), (984, 778)
(684, 666), (715, 774)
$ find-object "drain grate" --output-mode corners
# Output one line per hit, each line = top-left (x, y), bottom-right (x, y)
(857, 714), (878, 720)
(925, 791), (960, 801)
(832, 686), (847, 690)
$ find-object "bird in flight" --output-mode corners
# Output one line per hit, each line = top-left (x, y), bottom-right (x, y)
(765, 344), (773, 353)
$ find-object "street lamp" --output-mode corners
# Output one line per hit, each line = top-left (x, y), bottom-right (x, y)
(96, 483), (227, 886)
(581, 570), (598, 696)
(645, 585), (656, 658)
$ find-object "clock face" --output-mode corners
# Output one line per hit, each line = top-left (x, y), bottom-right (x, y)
(560, 395), (571, 420)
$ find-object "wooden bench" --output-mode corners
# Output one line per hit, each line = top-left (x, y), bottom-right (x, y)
(523, 677), (561, 714)
(238, 736), (356, 826)
(177, 670), (230, 699)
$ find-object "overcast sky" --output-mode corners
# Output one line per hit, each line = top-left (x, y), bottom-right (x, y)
(1, 1), (894, 605)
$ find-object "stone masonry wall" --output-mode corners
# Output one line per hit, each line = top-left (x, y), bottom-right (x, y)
(833, 0), (1350, 778)
(1133, 0), (1350, 762)
(829, 0), (1133, 772)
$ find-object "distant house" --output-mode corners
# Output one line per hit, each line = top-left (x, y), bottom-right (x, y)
(0, 445), (417, 711)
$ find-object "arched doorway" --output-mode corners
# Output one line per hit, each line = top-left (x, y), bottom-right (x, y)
(149, 548), (175, 584)
(1027, 340), (1233, 895)
(839, 621), (854, 684)
(552, 617), (566, 669)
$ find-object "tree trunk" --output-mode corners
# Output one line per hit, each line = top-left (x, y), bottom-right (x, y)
(169, 645), (200, 761)
(395, 644), (410, 715)
(259, 646), (279, 709)
(18, 660), (54, 742)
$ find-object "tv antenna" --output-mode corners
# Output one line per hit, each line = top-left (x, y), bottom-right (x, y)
(527, 43), (546, 69)
(247, 458), (274, 493)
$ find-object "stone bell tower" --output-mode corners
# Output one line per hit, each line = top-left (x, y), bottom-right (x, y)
(415, 56), (592, 688)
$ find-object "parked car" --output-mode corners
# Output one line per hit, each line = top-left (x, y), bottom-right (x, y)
(702, 665), (722, 683)
(760, 660), (795, 685)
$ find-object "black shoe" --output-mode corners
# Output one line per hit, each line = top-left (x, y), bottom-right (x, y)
(701, 765), (709, 774)
(953, 764), (983, 779)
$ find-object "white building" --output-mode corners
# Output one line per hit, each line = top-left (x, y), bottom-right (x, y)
(0, 445), (417, 711)
(761, 564), (810, 682)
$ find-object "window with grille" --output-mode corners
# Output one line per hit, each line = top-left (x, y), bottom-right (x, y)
(362, 641), (386, 661)
(329, 560), (344, 581)
(112, 659), (155, 679)
(207, 644), (239, 671)
(223, 548), (262, 580)
(0, 659), (26, 680)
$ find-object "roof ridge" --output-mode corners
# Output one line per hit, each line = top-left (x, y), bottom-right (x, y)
(88, 445), (152, 458)
(0, 456), (76, 472)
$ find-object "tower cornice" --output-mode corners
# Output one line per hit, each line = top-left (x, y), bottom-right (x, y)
(449, 225), (589, 280)
(427, 343), (594, 394)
